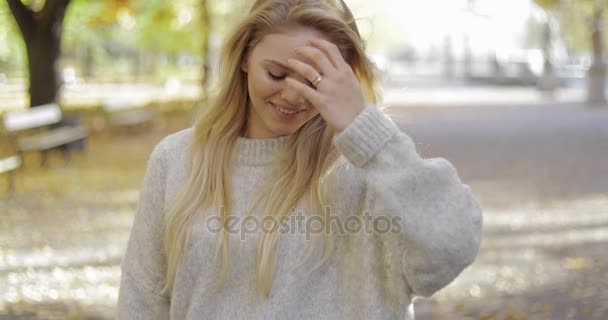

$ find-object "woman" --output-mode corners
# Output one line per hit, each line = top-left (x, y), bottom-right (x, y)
(117, 0), (483, 319)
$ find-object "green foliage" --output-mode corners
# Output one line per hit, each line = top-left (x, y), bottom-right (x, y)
(558, 0), (594, 52)
(532, 0), (608, 53)
(533, 0), (561, 10)
(63, 0), (204, 56)
(63, 0), (108, 48)
(132, 0), (204, 54)
(0, 1), (27, 76)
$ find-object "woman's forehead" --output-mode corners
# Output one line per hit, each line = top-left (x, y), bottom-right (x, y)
(252, 28), (330, 61)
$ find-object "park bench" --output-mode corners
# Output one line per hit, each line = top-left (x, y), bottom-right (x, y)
(1, 129), (22, 194)
(102, 99), (155, 132)
(1, 103), (88, 166)
(0, 155), (21, 194)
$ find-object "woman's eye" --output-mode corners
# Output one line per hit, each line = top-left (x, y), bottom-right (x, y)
(267, 72), (285, 80)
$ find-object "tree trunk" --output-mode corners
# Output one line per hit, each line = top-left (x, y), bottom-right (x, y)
(7, 0), (71, 108)
(537, 18), (558, 92)
(26, 26), (62, 106)
(463, 0), (475, 82)
(587, 2), (605, 105)
(442, 36), (453, 80)
(82, 45), (94, 80)
(462, 35), (472, 81)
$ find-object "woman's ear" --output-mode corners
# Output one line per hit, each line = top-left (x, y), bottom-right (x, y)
(241, 57), (249, 73)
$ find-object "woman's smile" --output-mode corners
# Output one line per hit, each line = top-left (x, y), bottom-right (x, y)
(270, 102), (307, 120)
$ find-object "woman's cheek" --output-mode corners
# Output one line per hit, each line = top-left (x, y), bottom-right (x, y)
(260, 80), (280, 98)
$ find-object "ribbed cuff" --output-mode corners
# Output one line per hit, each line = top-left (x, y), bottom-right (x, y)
(333, 105), (400, 167)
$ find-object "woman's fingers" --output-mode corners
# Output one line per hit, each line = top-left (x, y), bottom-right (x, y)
(293, 46), (336, 75)
(309, 39), (348, 69)
(285, 77), (323, 108)
(287, 58), (322, 87)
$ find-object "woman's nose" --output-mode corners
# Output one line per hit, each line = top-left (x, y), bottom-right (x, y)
(280, 86), (306, 106)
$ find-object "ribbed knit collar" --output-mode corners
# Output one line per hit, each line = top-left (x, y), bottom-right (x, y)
(235, 134), (292, 165)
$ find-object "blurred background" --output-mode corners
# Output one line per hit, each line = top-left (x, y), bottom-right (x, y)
(0, 0), (607, 319)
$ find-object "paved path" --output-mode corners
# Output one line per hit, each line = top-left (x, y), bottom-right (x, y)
(386, 102), (608, 319)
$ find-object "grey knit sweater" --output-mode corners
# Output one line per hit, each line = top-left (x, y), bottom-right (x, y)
(117, 105), (483, 320)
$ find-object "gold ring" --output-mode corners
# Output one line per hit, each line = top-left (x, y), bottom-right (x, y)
(312, 74), (324, 87)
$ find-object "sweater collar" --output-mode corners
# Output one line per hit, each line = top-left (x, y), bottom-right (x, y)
(235, 134), (292, 165)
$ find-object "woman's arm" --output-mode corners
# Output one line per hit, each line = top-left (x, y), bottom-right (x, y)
(117, 140), (171, 319)
(333, 105), (483, 298)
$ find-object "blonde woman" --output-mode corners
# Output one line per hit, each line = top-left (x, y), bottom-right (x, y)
(117, 0), (483, 319)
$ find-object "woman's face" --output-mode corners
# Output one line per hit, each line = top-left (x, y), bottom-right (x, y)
(241, 27), (330, 138)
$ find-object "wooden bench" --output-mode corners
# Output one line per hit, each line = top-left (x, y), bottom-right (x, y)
(0, 155), (21, 194)
(1, 103), (88, 166)
(102, 99), (155, 132)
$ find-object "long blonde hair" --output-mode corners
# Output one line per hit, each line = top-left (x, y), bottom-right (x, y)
(162, 0), (381, 298)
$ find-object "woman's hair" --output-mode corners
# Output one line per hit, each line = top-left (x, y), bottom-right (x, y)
(161, 0), (382, 298)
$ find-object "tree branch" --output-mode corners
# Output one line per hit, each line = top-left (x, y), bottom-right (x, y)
(6, 0), (35, 39)
(38, 0), (72, 27)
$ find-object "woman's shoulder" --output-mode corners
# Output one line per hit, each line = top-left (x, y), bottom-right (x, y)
(149, 127), (194, 164)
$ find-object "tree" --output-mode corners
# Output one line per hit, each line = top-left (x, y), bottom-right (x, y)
(561, 0), (606, 104)
(7, 0), (71, 108)
(536, 0), (607, 104)
(61, 0), (110, 80)
(533, 0), (561, 92)
(586, 0), (605, 104)
(5, 0), (250, 108)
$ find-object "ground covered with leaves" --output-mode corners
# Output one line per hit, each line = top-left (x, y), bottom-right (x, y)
(1, 103), (607, 319)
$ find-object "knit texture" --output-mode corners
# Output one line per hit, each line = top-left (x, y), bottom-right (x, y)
(117, 105), (483, 320)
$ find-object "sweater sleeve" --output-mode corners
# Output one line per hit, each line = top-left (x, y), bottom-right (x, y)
(332, 105), (483, 298)
(117, 140), (171, 319)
